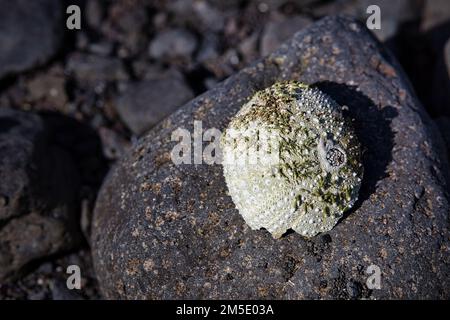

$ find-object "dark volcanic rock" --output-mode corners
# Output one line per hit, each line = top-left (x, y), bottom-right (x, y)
(66, 53), (129, 87)
(0, 0), (63, 79)
(148, 29), (198, 61)
(0, 249), (100, 300)
(0, 109), (82, 280)
(260, 15), (312, 57)
(92, 16), (450, 299)
(115, 70), (194, 136)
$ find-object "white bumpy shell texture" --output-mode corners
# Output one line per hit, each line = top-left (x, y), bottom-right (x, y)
(221, 81), (363, 238)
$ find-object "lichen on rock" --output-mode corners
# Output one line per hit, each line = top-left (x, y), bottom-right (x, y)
(221, 81), (363, 238)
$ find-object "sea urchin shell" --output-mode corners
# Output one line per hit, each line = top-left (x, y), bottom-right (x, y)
(221, 81), (363, 238)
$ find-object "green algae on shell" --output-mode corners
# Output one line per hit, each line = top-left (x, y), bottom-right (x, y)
(221, 81), (363, 238)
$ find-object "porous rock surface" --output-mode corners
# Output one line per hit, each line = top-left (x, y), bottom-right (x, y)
(115, 71), (194, 136)
(92, 15), (450, 299)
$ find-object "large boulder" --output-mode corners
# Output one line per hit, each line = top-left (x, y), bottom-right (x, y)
(92, 15), (450, 299)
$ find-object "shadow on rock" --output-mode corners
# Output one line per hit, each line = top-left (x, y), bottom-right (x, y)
(39, 112), (109, 241)
(314, 81), (398, 214)
(0, 109), (108, 281)
(39, 112), (108, 189)
(389, 20), (450, 117)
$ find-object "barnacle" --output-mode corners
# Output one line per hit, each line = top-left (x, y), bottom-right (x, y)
(221, 81), (363, 238)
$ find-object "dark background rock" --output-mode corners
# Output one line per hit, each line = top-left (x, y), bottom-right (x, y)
(311, 0), (418, 29)
(101, 0), (149, 58)
(0, 109), (82, 280)
(25, 65), (68, 111)
(148, 29), (198, 61)
(431, 39), (450, 117)
(0, 0), (448, 300)
(435, 117), (450, 160)
(395, 0), (450, 118)
(91, 16), (450, 299)
(0, 0), (63, 80)
(0, 249), (100, 299)
(421, 0), (450, 35)
(66, 53), (129, 87)
(115, 70), (194, 136)
(260, 15), (312, 56)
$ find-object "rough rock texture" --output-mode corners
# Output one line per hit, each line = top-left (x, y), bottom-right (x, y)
(92, 16), (450, 299)
(0, 109), (82, 280)
(115, 71), (194, 136)
(0, 0), (63, 79)
(260, 15), (312, 56)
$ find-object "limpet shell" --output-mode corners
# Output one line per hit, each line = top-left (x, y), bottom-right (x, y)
(221, 81), (363, 238)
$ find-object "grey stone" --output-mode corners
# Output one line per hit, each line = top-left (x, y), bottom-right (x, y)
(66, 53), (129, 86)
(51, 280), (84, 300)
(260, 15), (312, 56)
(435, 117), (450, 158)
(25, 65), (68, 111)
(0, 109), (82, 280)
(92, 16), (450, 299)
(421, 0), (450, 33)
(167, 0), (229, 32)
(0, 249), (100, 299)
(431, 39), (450, 117)
(106, 1), (149, 57)
(115, 71), (194, 136)
(192, 1), (225, 32)
(239, 33), (259, 63)
(0, 0), (63, 79)
(88, 42), (114, 57)
(196, 34), (220, 64)
(27, 291), (47, 300)
(98, 127), (130, 160)
(85, 0), (104, 29)
(148, 29), (198, 61)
